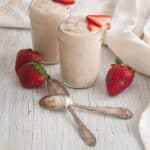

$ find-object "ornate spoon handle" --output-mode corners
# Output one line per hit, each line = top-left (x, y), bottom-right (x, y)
(68, 105), (96, 146)
(72, 104), (133, 119)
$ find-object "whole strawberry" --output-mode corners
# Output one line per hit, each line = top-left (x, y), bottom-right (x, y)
(17, 61), (50, 88)
(106, 58), (134, 96)
(15, 48), (42, 72)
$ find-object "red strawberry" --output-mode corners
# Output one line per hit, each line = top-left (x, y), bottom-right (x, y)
(86, 14), (112, 31)
(105, 22), (110, 30)
(53, 0), (75, 5)
(106, 58), (134, 96)
(87, 23), (98, 31)
(15, 48), (42, 73)
(86, 15), (102, 28)
(17, 61), (50, 88)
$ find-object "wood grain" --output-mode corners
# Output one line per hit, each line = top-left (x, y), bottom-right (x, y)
(0, 1), (150, 149)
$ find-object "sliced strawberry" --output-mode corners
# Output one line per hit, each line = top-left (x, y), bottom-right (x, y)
(86, 14), (112, 31)
(87, 23), (100, 31)
(106, 22), (110, 30)
(87, 15), (112, 22)
(86, 16), (102, 28)
(53, 0), (75, 5)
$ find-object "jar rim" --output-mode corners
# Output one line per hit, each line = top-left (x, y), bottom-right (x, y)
(58, 16), (105, 37)
(29, 0), (70, 17)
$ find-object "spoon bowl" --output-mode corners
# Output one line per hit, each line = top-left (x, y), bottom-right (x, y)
(39, 94), (71, 111)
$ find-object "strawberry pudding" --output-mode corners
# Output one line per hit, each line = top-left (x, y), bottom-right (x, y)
(58, 17), (104, 88)
(29, 0), (70, 64)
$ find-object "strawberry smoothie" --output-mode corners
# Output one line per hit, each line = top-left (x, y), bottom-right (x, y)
(29, 0), (70, 64)
(58, 17), (104, 88)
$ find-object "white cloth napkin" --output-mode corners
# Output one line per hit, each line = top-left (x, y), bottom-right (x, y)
(0, 0), (30, 28)
(105, 0), (150, 76)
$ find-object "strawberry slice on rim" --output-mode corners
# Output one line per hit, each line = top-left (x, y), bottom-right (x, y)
(53, 0), (75, 5)
(86, 14), (112, 31)
(106, 22), (111, 30)
(87, 23), (99, 31)
(86, 15), (102, 28)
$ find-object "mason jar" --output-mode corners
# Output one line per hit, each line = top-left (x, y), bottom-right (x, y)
(58, 17), (104, 88)
(29, 0), (70, 64)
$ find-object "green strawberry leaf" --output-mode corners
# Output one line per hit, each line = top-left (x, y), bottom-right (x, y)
(115, 57), (123, 64)
(32, 61), (51, 81)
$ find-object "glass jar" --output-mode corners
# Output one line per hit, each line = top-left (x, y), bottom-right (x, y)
(29, 0), (70, 64)
(58, 17), (104, 88)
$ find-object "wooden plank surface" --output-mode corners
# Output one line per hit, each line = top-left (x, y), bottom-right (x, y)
(0, 1), (150, 149)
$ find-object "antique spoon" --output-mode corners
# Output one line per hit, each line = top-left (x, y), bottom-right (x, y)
(47, 79), (133, 119)
(39, 94), (96, 146)
(40, 94), (133, 119)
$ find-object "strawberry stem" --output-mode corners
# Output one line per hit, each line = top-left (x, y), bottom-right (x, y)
(115, 57), (123, 64)
(46, 74), (51, 81)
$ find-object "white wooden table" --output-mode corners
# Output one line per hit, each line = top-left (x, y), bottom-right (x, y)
(0, 1), (150, 150)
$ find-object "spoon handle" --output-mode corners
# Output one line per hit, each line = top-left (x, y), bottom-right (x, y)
(68, 105), (96, 146)
(72, 104), (133, 120)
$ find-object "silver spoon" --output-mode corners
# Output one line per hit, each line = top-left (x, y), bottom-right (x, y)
(39, 94), (96, 146)
(47, 79), (133, 119)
